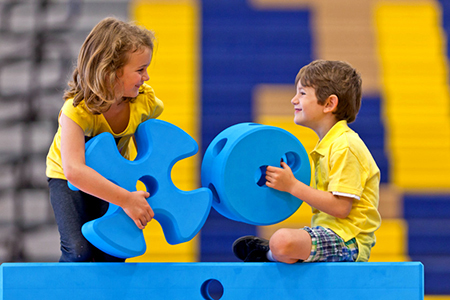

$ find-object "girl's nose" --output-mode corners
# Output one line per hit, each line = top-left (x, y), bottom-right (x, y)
(143, 70), (150, 81)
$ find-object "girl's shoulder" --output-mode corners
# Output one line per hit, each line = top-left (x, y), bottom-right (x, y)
(138, 83), (155, 97)
(135, 83), (157, 107)
(61, 98), (92, 119)
(134, 83), (164, 118)
(60, 98), (98, 134)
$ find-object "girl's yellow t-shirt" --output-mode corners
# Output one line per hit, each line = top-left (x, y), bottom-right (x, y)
(46, 83), (164, 180)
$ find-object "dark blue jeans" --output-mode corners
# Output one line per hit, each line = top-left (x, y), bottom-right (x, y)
(48, 178), (125, 262)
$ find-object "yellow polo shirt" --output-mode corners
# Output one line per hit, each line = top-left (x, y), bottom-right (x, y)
(46, 83), (164, 180)
(310, 120), (381, 262)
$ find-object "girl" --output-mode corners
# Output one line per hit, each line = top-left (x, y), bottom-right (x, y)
(46, 17), (164, 262)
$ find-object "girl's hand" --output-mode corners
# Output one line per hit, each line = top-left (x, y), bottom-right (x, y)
(122, 191), (154, 229)
(59, 114), (155, 228)
(265, 162), (298, 193)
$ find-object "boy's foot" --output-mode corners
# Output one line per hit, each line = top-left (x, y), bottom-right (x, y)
(232, 235), (270, 262)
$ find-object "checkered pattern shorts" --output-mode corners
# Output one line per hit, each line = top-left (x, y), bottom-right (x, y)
(301, 226), (359, 262)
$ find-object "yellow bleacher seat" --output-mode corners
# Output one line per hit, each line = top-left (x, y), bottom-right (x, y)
(376, 2), (450, 189)
(370, 219), (409, 262)
(128, 0), (200, 262)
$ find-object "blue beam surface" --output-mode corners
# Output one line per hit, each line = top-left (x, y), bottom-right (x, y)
(1, 262), (424, 300)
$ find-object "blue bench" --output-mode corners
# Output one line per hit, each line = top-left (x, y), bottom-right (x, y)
(0, 262), (424, 300)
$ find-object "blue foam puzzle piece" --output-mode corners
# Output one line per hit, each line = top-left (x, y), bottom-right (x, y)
(201, 123), (311, 225)
(0, 262), (424, 299)
(68, 119), (212, 258)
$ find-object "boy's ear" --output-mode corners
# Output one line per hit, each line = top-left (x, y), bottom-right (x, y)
(323, 95), (338, 113)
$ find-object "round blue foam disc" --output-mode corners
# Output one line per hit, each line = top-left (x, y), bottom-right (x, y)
(201, 123), (311, 225)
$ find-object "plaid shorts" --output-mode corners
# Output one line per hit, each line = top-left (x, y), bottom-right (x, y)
(300, 226), (359, 262)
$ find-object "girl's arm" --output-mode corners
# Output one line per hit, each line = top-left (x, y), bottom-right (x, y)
(60, 113), (154, 229)
(265, 162), (353, 219)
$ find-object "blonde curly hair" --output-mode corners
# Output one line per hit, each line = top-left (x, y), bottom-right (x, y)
(64, 17), (155, 114)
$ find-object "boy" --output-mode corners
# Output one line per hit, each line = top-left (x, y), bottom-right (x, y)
(233, 60), (381, 263)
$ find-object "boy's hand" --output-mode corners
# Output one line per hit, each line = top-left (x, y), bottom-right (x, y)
(122, 191), (154, 229)
(265, 162), (297, 193)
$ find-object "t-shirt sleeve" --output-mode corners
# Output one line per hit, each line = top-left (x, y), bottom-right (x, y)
(60, 99), (94, 135)
(139, 83), (164, 120)
(327, 147), (368, 198)
(151, 96), (164, 119)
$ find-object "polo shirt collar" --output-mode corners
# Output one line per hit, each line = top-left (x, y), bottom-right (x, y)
(311, 120), (349, 157)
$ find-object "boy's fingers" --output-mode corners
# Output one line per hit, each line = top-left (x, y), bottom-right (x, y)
(135, 220), (144, 230)
(266, 165), (278, 173)
(281, 161), (291, 169)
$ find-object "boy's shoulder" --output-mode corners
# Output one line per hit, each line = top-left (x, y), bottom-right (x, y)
(318, 121), (371, 157)
(332, 125), (369, 153)
(315, 121), (354, 152)
(329, 123), (377, 169)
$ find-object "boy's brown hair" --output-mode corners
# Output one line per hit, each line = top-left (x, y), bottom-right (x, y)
(295, 60), (362, 123)
(64, 17), (155, 114)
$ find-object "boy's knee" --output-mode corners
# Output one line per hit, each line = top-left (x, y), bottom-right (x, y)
(269, 228), (312, 262)
(269, 228), (296, 256)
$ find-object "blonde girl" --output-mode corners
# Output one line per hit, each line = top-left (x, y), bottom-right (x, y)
(46, 17), (163, 262)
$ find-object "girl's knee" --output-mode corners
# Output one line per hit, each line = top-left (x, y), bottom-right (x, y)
(59, 242), (94, 262)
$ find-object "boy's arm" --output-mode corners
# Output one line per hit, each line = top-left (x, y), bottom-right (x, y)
(265, 162), (353, 219)
(60, 113), (154, 229)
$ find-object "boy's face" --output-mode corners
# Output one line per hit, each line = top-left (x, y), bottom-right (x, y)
(291, 81), (325, 130)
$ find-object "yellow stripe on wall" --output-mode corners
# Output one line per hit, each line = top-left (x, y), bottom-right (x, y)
(376, 1), (450, 189)
(127, 0), (200, 262)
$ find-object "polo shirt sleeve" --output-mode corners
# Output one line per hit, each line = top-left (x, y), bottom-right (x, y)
(327, 147), (368, 199)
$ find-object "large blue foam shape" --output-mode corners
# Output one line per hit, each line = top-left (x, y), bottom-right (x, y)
(201, 123), (311, 225)
(68, 119), (212, 258)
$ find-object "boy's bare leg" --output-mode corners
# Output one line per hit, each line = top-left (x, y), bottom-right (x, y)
(269, 228), (312, 264)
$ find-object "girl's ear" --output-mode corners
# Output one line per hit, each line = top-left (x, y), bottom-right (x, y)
(323, 95), (338, 113)
(115, 67), (123, 78)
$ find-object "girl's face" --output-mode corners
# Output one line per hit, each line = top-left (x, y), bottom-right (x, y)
(117, 47), (152, 99)
(291, 81), (324, 130)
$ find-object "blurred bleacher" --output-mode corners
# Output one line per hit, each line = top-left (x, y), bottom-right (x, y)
(200, 0), (313, 262)
(0, 0), (131, 262)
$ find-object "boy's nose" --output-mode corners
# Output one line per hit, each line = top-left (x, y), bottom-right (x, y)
(291, 96), (299, 105)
